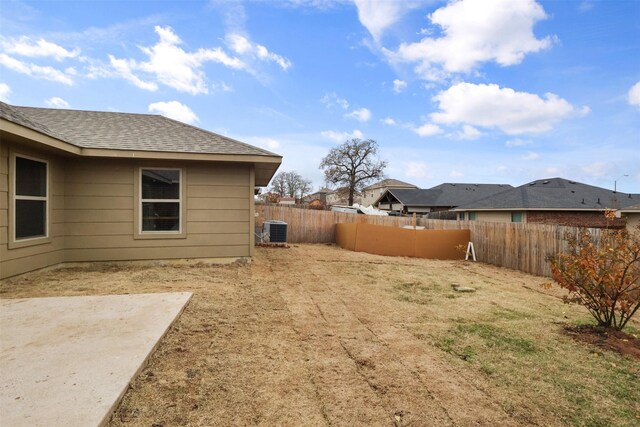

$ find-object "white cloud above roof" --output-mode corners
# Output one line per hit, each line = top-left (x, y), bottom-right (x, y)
(412, 123), (442, 137)
(0, 36), (80, 61)
(320, 129), (363, 142)
(344, 107), (371, 122)
(226, 33), (291, 70)
(431, 82), (587, 135)
(0, 83), (10, 102)
(392, 79), (407, 93)
(384, 0), (553, 81)
(353, 0), (415, 42)
(0, 53), (74, 85)
(628, 81), (640, 107)
(45, 97), (70, 108)
(148, 101), (199, 124)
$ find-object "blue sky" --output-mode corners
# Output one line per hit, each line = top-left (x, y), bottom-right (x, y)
(1, 0), (639, 192)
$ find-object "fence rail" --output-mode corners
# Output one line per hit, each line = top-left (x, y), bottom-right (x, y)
(256, 204), (601, 277)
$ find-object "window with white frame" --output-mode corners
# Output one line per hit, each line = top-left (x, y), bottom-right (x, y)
(140, 168), (181, 233)
(14, 155), (48, 240)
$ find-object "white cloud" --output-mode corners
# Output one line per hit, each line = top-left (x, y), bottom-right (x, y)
(0, 53), (74, 85)
(148, 101), (199, 124)
(321, 92), (349, 110)
(628, 81), (640, 107)
(246, 137), (281, 151)
(581, 162), (612, 178)
(344, 107), (371, 122)
(505, 138), (532, 148)
(450, 169), (464, 178)
(226, 33), (291, 70)
(431, 82), (586, 135)
(412, 123), (442, 137)
(406, 161), (431, 179)
(320, 129), (363, 142)
(0, 83), (10, 102)
(521, 151), (540, 161)
(381, 117), (396, 125)
(45, 97), (69, 108)
(385, 0), (553, 81)
(108, 26), (245, 95)
(392, 79), (407, 93)
(1, 36), (79, 61)
(455, 124), (482, 140)
(212, 81), (233, 92)
(354, 0), (415, 42)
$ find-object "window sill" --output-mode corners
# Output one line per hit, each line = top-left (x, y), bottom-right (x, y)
(8, 235), (52, 250)
(133, 232), (187, 240)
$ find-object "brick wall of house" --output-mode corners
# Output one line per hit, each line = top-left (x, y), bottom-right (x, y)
(527, 211), (626, 228)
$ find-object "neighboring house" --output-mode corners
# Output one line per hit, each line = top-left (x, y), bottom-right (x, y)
(616, 204), (640, 231)
(375, 183), (512, 214)
(326, 187), (361, 206)
(360, 179), (417, 207)
(301, 188), (332, 207)
(278, 197), (295, 205)
(0, 102), (281, 279)
(453, 177), (638, 228)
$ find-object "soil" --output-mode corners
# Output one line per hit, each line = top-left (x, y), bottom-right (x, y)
(563, 325), (640, 359)
(1, 244), (638, 426)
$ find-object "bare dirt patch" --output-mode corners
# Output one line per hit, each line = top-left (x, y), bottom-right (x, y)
(1, 244), (638, 426)
(564, 325), (640, 359)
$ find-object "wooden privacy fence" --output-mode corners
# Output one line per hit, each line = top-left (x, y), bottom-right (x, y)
(255, 204), (601, 277)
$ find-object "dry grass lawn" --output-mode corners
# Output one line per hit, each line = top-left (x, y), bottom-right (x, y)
(1, 244), (638, 426)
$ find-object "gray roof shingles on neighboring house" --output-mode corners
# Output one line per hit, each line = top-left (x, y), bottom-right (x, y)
(363, 178), (417, 190)
(380, 183), (513, 208)
(455, 178), (639, 211)
(0, 102), (279, 158)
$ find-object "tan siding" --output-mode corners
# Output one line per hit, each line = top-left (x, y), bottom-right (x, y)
(0, 173), (7, 192)
(1, 143), (66, 279)
(0, 190), (6, 209)
(0, 226), (6, 244)
(65, 163), (134, 184)
(1, 238), (65, 261)
(65, 210), (133, 223)
(187, 165), (249, 186)
(64, 196), (134, 210)
(188, 185), (248, 198)
(1, 249), (65, 278)
(65, 183), (133, 197)
(65, 222), (133, 236)
(65, 233), (248, 249)
(65, 245), (249, 262)
(188, 209), (250, 222)
(187, 221), (248, 234)
(187, 197), (249, 210)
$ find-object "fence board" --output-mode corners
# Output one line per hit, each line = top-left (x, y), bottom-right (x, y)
(255, 204), (601, 277)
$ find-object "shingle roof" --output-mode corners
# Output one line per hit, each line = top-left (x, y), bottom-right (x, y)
(363, 178), (417, 190)
(1, 102), (279, 157)
(456, 178), (639, 210)
(382, 183), (512, 207)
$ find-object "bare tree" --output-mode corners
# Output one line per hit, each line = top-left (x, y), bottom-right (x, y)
(319, 138), (387, 205)
(269, 171), (313, 202)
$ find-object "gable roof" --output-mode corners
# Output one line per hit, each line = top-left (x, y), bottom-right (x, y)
(377, 183), (512, 208)
(1, 102), (282, 186)
(6, 104), (277, 157)
(363, 178), (417, 190)
(455, 178), (639, 211)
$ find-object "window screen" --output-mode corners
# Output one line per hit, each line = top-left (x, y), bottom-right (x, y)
(15, 156), (47, 240)
(511, 211), (523, 223)
(140, 169), (181, 232)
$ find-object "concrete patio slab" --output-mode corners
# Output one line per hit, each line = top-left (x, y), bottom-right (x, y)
(0, 292), (192, 427)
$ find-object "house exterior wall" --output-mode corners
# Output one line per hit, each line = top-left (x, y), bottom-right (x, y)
(1, 141), (254, 279)
(526, 211), (624, 228)
(622, 213), (640, 231)
(361, 187), (387, 207)
(475, 211), (513, 223)
(1, 142), (66, 279)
